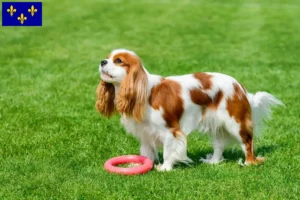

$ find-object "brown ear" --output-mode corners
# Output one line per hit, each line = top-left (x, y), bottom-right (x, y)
(116, 60), (148, 122)
(95, 80), (115, 118)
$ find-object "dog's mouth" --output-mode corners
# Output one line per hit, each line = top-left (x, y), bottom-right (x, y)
(101, 71), (114, 79)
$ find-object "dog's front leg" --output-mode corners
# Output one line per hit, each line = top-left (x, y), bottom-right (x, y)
(140, 138), (158, 163)
(156, 131), (192, 172)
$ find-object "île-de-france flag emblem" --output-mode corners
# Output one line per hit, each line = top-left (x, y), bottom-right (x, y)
(2, 2), (42, 26)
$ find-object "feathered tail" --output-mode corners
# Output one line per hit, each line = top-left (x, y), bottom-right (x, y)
(247, 92), (284, 136)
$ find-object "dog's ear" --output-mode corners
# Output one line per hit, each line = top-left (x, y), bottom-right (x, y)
(116, 59), (148, 122)
(95, 80), (115, 118)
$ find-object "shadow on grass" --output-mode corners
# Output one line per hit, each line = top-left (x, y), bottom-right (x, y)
(174, 144), (278, 169)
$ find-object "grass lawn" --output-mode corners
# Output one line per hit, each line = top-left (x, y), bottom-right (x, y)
(1, 0), (300, 199)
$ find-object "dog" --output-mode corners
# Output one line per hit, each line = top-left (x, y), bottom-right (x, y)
(96, 49), (283, 171)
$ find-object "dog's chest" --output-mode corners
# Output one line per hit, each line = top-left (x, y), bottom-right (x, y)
(120, 115), (166, 142)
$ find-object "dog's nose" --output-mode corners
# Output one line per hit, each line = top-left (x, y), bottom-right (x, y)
(101, 60), (108, 67)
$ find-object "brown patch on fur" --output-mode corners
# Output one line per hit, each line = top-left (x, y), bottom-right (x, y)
(190, 73), (224, 116)
(95, 80), (115, 117)
(194, 73), (213, 89)
(227, 84), (251, 124)
(112, 53), (138, 73)
(190, 88), (212, 106)
(208, 90), (224, 109)
(227, 83), (263, 165)
(204, 90), (224, 117)
(172, 130), (184, 138)
(114, 52), (148, 122)
(149, 79), (184, 137)
(227, 83), (252, 138)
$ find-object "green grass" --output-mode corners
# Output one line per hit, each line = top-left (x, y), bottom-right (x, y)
(1, 0), (300, 199)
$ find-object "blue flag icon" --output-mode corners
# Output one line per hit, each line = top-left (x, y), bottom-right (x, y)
(2, 2), (42, 26)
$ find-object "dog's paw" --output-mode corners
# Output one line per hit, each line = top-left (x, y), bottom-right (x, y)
(200, 153), (224, 164)
(238, 156), (264, 166)
(155, 164), (172, 172)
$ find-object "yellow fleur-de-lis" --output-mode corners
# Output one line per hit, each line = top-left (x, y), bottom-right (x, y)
(7, 5), (16, 16)
(28, 5), (38, 16)
(17, 13), (27, 24)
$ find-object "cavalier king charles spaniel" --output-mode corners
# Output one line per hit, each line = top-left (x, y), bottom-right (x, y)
(96, 49), (283, 171)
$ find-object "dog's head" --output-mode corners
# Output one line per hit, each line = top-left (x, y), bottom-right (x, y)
(96, 49), (148, 122)
(99, 49), (141, 84)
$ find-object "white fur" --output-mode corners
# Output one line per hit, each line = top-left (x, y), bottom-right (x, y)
(247, 92), (284, 136)
(100, 49), (283, 171)
(100, 60), (127, 84)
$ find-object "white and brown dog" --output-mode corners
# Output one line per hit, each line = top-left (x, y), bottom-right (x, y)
(96, 49), (283, 171)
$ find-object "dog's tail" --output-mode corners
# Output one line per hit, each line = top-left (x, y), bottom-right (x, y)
(247, 92), (284, 136)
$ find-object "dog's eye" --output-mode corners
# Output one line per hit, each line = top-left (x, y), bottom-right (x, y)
(114, 58), (122, 64)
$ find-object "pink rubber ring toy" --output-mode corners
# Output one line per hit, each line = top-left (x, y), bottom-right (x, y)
(104, 155), (153, 175)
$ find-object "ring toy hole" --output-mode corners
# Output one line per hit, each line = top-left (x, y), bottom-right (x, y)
(104, 155), (153, 175)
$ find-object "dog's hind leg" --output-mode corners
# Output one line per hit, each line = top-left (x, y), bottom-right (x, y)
(200, 132), (230, 164)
